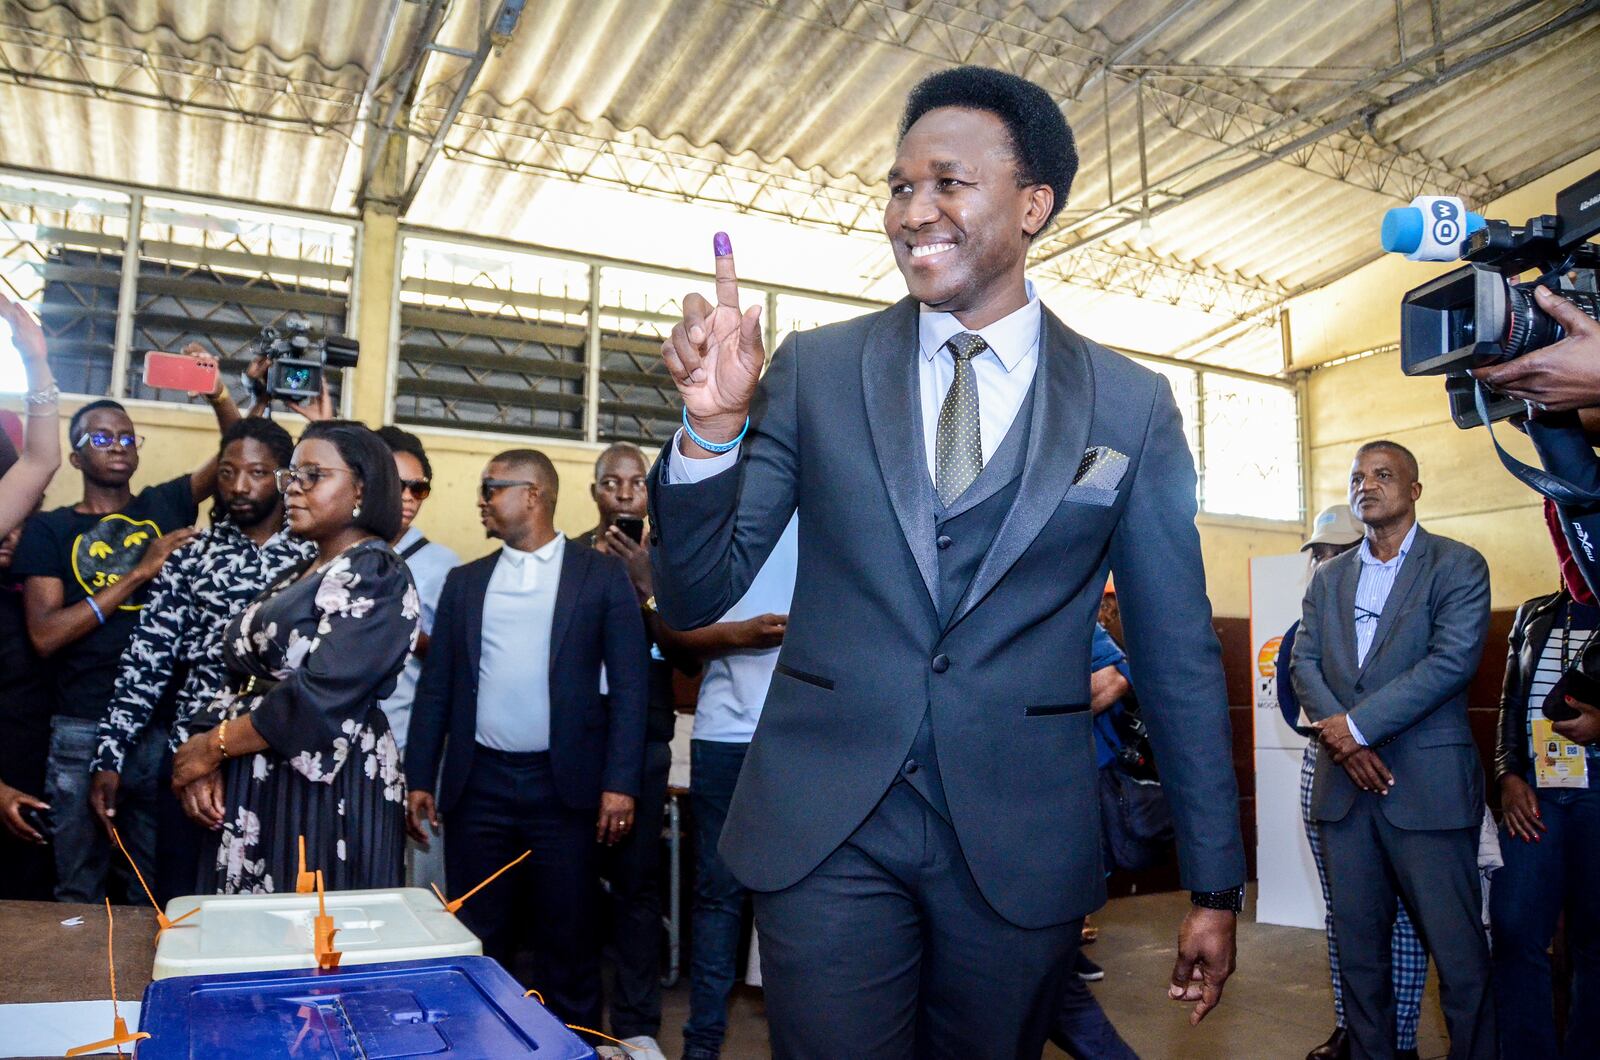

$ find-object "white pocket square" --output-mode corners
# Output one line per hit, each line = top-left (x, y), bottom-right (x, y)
(1073, 446), (1128, 491)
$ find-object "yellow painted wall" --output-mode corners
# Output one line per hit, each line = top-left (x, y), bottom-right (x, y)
(14, 396), (1291, 617)
(17, 398), (611, 563)
(1198, 518), (1306, 618)
(1303, 354), (1554, 610)
(1285, 154), (1600, 609)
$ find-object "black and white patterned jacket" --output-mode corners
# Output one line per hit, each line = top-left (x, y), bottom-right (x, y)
(92, 522), (314, 773)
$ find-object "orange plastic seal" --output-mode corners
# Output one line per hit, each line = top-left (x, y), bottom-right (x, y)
(431, 849), (530, 915)
(65, 900), (152, 1057)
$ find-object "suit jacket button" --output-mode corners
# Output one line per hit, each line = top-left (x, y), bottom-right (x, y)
(936, 535), (952, 550)
(932, 654), (949, 673)
(902, 759), (920, 776)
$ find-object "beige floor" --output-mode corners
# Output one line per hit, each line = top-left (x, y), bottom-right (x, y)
(643, 887), (1455, 1059)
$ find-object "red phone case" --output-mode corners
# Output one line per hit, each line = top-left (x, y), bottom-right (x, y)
(142, 351), (218, 393)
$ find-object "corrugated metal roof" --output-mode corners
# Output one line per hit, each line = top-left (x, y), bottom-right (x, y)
(1, 0), (1597, 373)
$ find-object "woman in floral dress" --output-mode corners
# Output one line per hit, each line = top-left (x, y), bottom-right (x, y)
(172, 421), (419, 893)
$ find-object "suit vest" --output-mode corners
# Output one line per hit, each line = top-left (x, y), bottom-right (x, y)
(901, 377), (1038, 818)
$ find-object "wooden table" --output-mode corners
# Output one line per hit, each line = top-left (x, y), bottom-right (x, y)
(0, 899), (156, 1003)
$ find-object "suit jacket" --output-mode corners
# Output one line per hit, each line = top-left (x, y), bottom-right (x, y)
(1291, 526), (1491, 829)
(647, 297), (1245, 929)
(405, 541), (649, 814)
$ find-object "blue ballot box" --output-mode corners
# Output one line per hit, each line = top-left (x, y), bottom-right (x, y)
(135, 956), (597, 1059)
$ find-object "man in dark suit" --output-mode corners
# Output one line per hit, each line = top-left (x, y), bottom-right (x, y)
(405, 448), (648, 1029)
(1292, 440), (1494, 1060)
(647, 66), (1245, 1057)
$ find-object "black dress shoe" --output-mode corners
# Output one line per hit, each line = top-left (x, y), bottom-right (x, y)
(1306, 1027), (1349, 1060)
(1395, 1050), (1419, 1060)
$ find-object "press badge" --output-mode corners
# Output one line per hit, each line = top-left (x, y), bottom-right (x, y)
(1532, 718), (1589, 789)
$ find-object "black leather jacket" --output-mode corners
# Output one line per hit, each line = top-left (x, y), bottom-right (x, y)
(1495, 589), (1565, 781)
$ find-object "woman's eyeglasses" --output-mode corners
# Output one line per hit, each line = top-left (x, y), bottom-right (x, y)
(479, 478), (537, 503)
(274, 465), (355, 493)
(399, 478), (432, 500)
(75, 431), (143, 451)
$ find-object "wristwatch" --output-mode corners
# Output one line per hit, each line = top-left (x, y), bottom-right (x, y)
(1191, 885), (1245, 913)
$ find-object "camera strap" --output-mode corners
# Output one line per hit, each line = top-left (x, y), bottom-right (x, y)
(1475, 381), (1600, 505)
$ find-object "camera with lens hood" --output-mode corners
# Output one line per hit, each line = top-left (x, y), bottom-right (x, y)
(1389, 169), (1600, 429)
(254, 316), (359, 402)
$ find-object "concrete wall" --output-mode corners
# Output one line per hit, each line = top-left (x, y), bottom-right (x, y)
(22, 398), (610, 566)
(22, 394), (1297, 616)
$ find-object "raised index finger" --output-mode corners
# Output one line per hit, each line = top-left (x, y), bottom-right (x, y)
(713, 231), (740, 309)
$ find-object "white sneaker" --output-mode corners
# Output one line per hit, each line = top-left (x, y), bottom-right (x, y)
(620, 1036), (667, 1060)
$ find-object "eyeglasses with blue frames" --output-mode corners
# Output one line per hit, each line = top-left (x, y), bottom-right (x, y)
(74, 430), (143, 451)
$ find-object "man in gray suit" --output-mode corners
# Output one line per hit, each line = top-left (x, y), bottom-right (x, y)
(648, 66), (1245, 1057)
(1292, 440), (1493, 1060)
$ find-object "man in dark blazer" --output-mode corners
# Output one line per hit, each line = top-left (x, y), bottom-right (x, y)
(1292, 440), (1494, 1060)
(405, 448), (648, 1029)
(647, 67), (1245, 1057)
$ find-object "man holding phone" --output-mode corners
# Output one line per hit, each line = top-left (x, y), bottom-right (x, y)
(579, 442), (682, 1060)
(12, 345), (244, 902)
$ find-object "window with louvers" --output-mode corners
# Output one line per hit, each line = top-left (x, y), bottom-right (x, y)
(0, 176), (128, 396)
(125, 199), (354, 408)
(395, 237), (590, 439)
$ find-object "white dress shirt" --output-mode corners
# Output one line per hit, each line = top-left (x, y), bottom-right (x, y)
(379, 525), (461, 754)
(693, 514), (800, 743)
(1347, 521), (1419, 747)
(668, 282), (1043, 484)
(475, 532), (565, 752)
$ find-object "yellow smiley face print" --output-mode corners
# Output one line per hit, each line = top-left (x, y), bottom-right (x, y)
(71, 513), (163, 611)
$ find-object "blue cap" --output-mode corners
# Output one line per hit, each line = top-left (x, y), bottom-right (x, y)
(1381, 205), (1488, 256)
(1381, 206), (1424, 254)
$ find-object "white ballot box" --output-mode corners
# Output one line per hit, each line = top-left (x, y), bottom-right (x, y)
(152, 886), (482, 980)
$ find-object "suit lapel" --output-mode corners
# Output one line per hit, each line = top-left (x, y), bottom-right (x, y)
(549, 540), (586, 663)
(948, 309), (1093, 629)
(465, 553), (496, 680)
(1333, 551), (1361, 673)
(1358, 526), (1430, 677)
(861, 297), (939, 613)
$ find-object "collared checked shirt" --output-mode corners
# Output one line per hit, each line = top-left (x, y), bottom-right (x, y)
(1347, 521), (1419, 747)
(93, 522), (314, 773)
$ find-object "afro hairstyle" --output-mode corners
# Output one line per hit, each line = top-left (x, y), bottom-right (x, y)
(899, 66), (1078, 237)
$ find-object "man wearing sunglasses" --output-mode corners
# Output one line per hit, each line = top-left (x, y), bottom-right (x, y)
(407, 449), (648, 1031)
(374, 426), (459, 893)
(11, 367), (244, 903)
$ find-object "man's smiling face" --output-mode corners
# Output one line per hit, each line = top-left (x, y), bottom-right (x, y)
(884, 106), (1046, 316)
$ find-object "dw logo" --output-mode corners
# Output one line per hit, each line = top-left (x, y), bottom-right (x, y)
(1430, 198), (1460, 248)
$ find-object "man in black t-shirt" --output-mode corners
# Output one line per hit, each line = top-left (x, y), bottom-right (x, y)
(12, 384), (239, 902)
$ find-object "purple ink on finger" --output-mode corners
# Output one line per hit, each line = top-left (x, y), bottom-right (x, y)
(713, 231), (732, 257)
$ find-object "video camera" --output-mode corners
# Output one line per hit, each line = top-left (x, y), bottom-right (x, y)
(1389, 168), (1600, 428)
(253, 316), (359, 402)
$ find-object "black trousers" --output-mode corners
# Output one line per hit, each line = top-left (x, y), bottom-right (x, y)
(754, 778), (1082, 1059)
(599, 739), (671, 1040)
(446, 745), (601, 1028)
(1320, 796), (1494, 1060)
(155, 746), (207, 905)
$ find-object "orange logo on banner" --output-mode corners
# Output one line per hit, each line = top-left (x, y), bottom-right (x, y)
(1258, 636), (1284, 678)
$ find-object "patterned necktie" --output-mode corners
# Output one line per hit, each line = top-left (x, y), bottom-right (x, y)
(935, 331), (986, 506)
